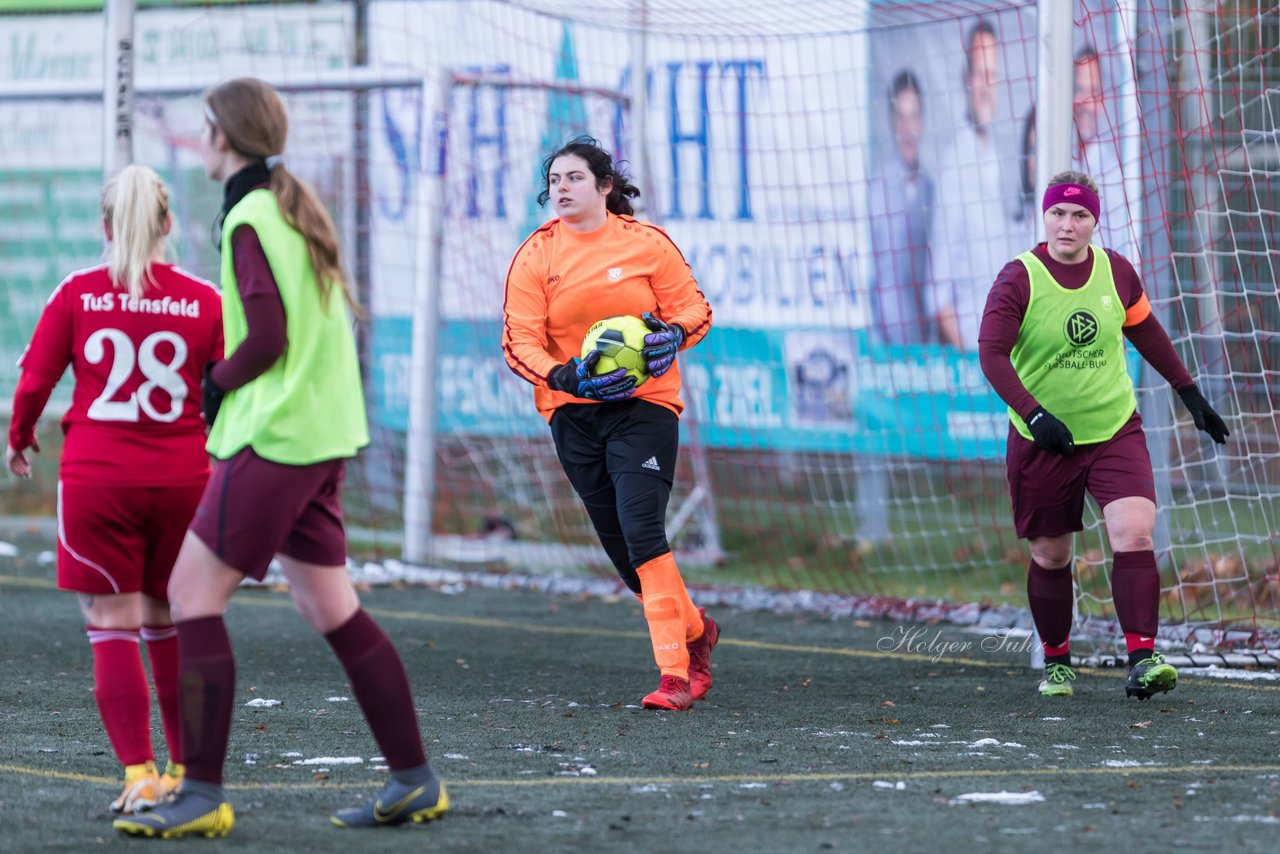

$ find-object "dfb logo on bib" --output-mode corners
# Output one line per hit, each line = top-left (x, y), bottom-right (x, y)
(1064, 310), (1099, 347)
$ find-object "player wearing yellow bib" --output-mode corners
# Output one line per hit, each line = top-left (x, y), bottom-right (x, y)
(978, 170), (1228, 700)
(114, 78), (446, 840)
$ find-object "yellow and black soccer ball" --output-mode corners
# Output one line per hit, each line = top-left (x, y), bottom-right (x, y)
(580, 315), (651, 389)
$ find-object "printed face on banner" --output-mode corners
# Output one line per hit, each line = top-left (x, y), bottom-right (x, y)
(965, 29), (1000, 133)
(1073, 54), (1104, 144)
(892, 86), (924, 171)
(863, 1), (1139, 357)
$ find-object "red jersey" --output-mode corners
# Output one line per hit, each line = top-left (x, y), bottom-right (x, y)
(9, 263), (224, 485)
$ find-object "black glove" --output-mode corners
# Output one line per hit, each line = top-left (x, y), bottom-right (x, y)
(1026, 406), (1075, 456)
(640, 312), (685, 377)
(1178, 384), (1229, 444)
(547, 350), (637, 401)
(201, 361), (225, 427)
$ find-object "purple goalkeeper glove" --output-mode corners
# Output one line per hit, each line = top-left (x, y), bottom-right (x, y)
(640, 312), (685, 377)
(547, 350), (636, 401)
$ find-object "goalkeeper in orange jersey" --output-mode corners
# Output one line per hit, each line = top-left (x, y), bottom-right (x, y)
(502, 135), (718, 711)
(979, 170), (1228, 700)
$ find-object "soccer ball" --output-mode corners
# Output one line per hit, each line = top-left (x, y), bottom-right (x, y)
(580, 314), (651, 389)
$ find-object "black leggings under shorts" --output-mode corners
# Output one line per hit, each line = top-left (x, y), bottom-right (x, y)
(549, 399), (679, 595)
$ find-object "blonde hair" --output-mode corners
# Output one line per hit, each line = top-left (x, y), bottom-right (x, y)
(1047, 170), (1098, 193)
(101, 164), (169, 300)
(205, 77), (359, 315)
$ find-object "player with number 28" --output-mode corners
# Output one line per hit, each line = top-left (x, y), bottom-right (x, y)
(5, 164), (223, 817)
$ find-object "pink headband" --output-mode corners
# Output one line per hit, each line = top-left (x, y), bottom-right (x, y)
(1042, 183), (1100, 220)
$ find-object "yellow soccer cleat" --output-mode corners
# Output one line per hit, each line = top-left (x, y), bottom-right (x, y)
(331, 775), (449, 828)
(113, 788), (235, 839)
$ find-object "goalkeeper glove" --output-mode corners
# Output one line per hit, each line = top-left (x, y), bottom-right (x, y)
(640, 312), (685, 377)
(201, 362), (226, 427)
(1026, 406), (1075, 456)
(547, 350), (637, 402)
(1178, 384), (1229, 444)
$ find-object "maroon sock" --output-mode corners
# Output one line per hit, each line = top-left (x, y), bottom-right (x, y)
(87, 627), (153, 767)
(324, 610), (427, 770)
(176, 616), (236, 785)
(1112, 550), (1161, 642)
(142, 624), (181, 764)
(1027, 559), (1074, 649)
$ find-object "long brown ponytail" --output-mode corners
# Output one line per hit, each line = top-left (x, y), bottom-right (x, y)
(205, 77), (359, 315)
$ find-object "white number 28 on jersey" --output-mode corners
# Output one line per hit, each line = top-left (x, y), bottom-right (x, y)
(84, 328), (189, 423)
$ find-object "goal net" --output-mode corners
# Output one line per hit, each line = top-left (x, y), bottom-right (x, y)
(0, 0), (1275, 663)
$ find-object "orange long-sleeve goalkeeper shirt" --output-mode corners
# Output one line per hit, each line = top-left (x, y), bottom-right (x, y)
(503, 213), (712, 422)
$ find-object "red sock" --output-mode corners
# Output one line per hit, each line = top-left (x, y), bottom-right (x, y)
(1112, 550), (1160, 652)
(142, 624), (181, 764)
(1042, 640), (1071, 659)
(87, 626), (153, 768)
(1027, 559), (1074, 653)
(176, 616), (236, 786)
(1124, 633), (1156, 656)
(325, 610), (427, 770)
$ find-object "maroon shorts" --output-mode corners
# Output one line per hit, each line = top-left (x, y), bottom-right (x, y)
(1006, 412), (1157, 539)
(189, 446), (348, 580)
(57, 480), (206, 599)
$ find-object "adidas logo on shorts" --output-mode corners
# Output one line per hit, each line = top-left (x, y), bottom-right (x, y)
(642, 456), (661, 471)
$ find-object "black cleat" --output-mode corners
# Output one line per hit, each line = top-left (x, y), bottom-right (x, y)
(1126, 651), (1178, 700)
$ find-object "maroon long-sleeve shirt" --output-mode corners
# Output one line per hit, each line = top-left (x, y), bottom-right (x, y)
(977, 243), (1193, 422)
(208, 224), (286, 391)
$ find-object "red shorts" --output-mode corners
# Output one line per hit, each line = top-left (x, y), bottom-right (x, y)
(57, 480), (206, 599)
(189, 446), (348, 581)
(1006, 412), (1157, 539)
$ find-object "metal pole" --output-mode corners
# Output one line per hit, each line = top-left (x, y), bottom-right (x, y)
(627, 0), (723, 563)
(1029, 0), (1074, 668)
(1134, 2), (1178, 550)
(1035, 0), (1074, 238)
(353, 0), (373, 377)
(1180, 2), (1230, 490)
(102, 0), (136, 178)
(402, 70), (451, 565)
(629, 1), (653, 213)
